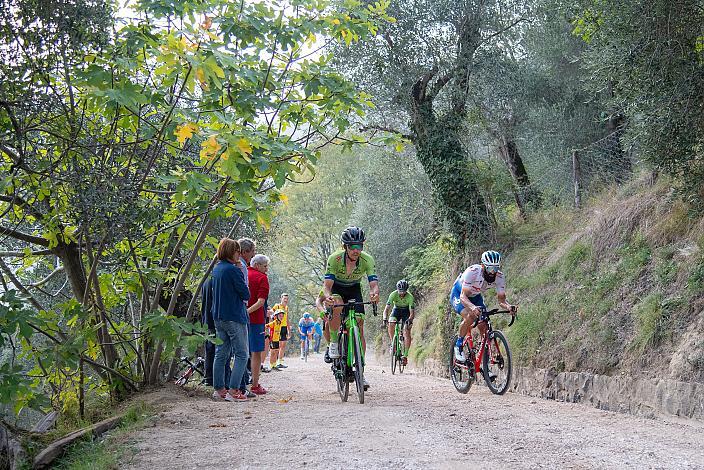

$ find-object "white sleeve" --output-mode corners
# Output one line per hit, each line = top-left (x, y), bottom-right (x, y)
(495, 272), (506, 294)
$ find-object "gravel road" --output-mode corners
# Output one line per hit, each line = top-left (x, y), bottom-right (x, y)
(125, 352), (704, 469)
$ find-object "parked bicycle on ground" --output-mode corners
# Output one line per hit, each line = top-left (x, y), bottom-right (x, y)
(329, 299), (377, 404)
(174, 356), (205, 386)
(449, 307), (514, 395)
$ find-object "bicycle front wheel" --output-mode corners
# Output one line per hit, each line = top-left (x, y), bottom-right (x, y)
(482, 330), (512, 395)
(336, 333), (349, 402)
(449, 336), (474, 394)
(304, 338), (309, 362)
(352, 328), (365, 404)
(391, 335), (398, 375)
(398, 333), (405, 374)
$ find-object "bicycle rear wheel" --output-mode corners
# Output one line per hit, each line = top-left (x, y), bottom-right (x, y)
(391, 335), (398, 375)
(336, 333), (349, 402)
(352, 327), (365, 404)
(449, 336), (474, 394)
(304, 337), (309, 362)
(482, 330), (512, 395)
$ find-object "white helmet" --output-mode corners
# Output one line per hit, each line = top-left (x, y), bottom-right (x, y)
(481, 250), (501, 268)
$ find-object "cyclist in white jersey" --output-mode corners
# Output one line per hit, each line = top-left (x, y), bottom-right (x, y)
(450, 250), (517, 361)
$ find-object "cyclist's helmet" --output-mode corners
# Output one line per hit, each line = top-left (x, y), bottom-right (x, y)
(341, 226), (365, 245)
(396, 279), (409, 293)
(303, 312), (311, 319)
(481, 250), (501, 278)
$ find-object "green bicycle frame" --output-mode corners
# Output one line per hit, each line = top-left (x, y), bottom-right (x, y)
(392, 321), (406, 358)
(344, 309), (364, 368)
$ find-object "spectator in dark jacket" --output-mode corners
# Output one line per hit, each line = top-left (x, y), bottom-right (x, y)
(211, 238), (251, 402)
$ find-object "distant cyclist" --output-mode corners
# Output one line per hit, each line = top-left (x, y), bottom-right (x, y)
(382, 279), (415, 366)
(323, 226), (379, 388)
(298, 312), (315, 359)
(451, 250), (517, 362)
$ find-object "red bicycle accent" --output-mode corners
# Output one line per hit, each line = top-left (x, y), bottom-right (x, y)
(449, 308), (514, 395)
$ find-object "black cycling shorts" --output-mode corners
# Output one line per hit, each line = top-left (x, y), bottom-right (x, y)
(280, 326), (289, 341)
(389, 307), (411, 324)
(331, 282), (365, 314)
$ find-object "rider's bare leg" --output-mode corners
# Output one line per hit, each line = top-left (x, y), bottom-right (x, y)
(387, 321), (396, 341)
(328, 295), (343, 343)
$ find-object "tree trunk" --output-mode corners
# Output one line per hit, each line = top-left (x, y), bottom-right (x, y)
(497, 136), (541, 218)
(605, 113), (631, 184)
(409, 87), (492, 246)
(54, 241), (118, 369)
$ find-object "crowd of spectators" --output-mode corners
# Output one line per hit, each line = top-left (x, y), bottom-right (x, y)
(201, 237), (315, 402)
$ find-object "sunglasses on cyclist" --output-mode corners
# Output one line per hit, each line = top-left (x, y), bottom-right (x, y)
(346, 244), (363, 250)
(484, 265), (500, 274)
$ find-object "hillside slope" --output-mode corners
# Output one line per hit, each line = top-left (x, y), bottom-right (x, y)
(409, 175), (704, 386)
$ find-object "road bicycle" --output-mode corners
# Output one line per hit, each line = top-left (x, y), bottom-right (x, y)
(390, 318), (410, 375)
(174, 356), (205, 386)
(449, 308), (514, 395)
(301, 333), (311, 362)
(329, 299), (377, 404)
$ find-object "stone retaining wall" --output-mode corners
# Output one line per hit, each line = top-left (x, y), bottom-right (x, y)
(417, 358), (704, 421)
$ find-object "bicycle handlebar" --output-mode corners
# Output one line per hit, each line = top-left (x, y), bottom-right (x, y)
(331, 299), (379, 316)
(482, 308), (515, 326)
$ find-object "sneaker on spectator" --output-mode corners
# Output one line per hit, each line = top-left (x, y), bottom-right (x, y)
(251, 384), (267, 395)
(225, 390), (248, 402)
(328, 342), (340, 359)
(212, 389), (227, 400)
(277, 362), (288, 369)
(242, 389), (256, 398)
(261, 365), (271, 373)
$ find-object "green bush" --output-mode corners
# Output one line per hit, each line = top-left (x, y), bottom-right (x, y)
(631, 293), (665, 352)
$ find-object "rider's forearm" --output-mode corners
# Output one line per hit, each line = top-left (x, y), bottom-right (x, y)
(369, 281), (380, 299)
(382, 305), (390, 319)
(323, 279), (333, 299)
(460, 293), (479, 312)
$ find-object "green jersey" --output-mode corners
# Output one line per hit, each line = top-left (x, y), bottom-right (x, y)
(387, 290), (415, 309)
(324, 250), (378, 287)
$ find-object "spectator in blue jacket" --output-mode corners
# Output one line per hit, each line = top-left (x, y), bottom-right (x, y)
(211, 238), (251, 402)
(313, 317), (323, 354)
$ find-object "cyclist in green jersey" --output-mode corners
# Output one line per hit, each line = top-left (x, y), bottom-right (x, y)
(323, 227), (380, 386)
(382, 280), (415, 365)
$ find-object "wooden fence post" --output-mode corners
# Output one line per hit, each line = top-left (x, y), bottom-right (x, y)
(572, 150), (582, 209)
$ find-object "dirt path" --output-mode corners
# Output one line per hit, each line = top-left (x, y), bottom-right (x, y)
(125, 353), (704, 469)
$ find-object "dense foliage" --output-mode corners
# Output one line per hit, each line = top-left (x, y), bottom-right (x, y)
(0, 0), (389, 416)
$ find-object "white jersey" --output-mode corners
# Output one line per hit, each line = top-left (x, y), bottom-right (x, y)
(455, 264), (505, 296)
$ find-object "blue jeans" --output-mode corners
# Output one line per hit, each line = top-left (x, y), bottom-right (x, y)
(213, 320), (249, 390)
(313, 334), (322, 353)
